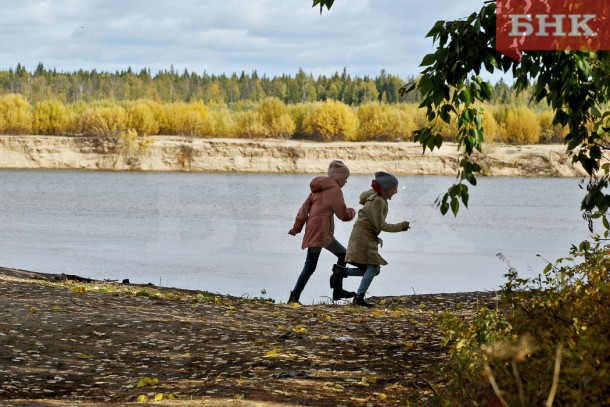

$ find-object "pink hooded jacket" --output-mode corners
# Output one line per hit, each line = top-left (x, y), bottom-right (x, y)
(291, 176), (356, 249)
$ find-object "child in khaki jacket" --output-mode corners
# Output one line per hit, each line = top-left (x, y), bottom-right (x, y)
(331, 171), (410, 306)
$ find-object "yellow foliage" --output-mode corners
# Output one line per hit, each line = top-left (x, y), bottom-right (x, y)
(392, 104), (420, 140)
(0, 93), (33, 135)
(481, 107), (499, 144)
(288, 103), (315, 136)
(302, 100), (358, 141)
(233, 110), (266, 139)
(538, 110), (568, 144)
(200, 107), (235, 138)
(503, 106), (540, 144)
(135, 377), (158, 387)
(159, 101), (209, 136)
(124, 99), (160, 136)
(76, 105), (127, 137)
(356, 102), (418, 141)
(264, 347), (282, 358)
(255, 97), (295, 138)
(32, 100), (71, 135)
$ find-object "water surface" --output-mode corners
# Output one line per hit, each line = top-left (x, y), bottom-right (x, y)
(0, 170), (590, 303)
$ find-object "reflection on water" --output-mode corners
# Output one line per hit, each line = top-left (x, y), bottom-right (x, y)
(0, 170), (590, 303)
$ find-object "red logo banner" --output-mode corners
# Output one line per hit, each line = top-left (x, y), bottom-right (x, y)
(496, 0), (610, 60)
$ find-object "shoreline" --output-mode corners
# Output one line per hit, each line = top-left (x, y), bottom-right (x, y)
(0, 265), (496, 405)
(0, 135), (587, 177)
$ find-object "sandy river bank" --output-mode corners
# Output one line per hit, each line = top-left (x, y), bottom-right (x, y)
(0, 135), (586, 177)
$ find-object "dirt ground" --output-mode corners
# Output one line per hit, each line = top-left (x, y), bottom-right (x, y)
(0, 266), (498, 406)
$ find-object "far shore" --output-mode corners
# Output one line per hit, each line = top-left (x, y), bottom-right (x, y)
(0, 135), (587, 177)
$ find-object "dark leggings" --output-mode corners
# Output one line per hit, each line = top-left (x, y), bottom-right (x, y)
(292, 239), (346, 294)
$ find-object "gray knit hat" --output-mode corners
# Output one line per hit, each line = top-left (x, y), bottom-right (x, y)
(375, 171), (398, 191)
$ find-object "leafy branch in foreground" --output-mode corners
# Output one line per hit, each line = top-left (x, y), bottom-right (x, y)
(407, 2), (609, 218)
(315, 1), (609, 219)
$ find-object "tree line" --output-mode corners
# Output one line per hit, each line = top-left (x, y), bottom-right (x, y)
(1, 63), (525, 106)
(0, 63), (563, 145)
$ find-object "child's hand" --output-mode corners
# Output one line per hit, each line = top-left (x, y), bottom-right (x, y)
(288, 228), (298, 236)
(402, 221), (410, 231)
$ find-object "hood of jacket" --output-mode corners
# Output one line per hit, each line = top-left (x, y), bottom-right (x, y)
(358, 188), (383, 205)
(310, 176), (339, 193)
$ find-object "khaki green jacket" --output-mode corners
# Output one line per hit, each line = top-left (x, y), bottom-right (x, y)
(345, 189), (409, 266)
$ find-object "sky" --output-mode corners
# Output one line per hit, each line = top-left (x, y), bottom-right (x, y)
(0, 0), (495, 80)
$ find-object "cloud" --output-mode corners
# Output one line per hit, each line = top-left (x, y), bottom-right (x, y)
(0, 0), (492, 80)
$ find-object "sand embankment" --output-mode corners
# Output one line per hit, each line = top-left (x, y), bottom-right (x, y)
(0, 135), (587, 177)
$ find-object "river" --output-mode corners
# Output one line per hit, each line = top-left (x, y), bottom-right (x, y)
(0, 170), (591, 303)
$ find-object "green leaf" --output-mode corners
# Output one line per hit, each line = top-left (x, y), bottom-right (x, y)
(461, 190), (469, 208)
(481, 82), (493, 100)
(460, 89), (472, 105)
(420, 53), (438, 67)
(450, 197), (460, 217)
(426, 20), (446, 38)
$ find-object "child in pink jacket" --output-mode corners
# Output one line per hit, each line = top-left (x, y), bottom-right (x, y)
(288, 160), (356, 304)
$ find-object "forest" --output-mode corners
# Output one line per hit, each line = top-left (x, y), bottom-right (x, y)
(0, 63), (563, 144)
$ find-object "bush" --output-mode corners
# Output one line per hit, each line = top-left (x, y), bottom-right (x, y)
(301, 100), (358, 141)
(255, 97), (295, 138)
(440, 243), (610, 405)
(200, 106), (235, 138)
(32, 100), (70, 135)
(481, 107), (499, 144)
(288, 103), (314, 138)
(124, 99), (160, 136)
(75, 104), (127, 138)
(539, 110), (568, 144)
(392, 104), (420, 140)
(232, 110), (265, 139)
(354, 102), (417, 142)
(498, 106), (540, 144)
(0, 93), (33, 134)
(159, 101), (209, 136)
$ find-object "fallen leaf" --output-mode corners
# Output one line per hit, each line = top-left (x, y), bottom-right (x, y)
(264, 347), (281, 358)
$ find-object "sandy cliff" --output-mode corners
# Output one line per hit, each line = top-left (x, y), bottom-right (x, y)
(0, 135), (587, 177)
